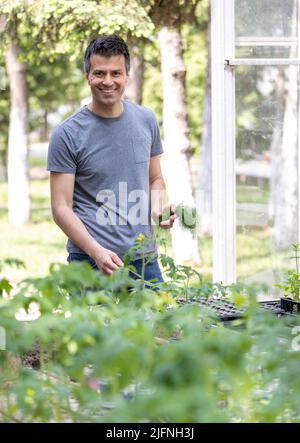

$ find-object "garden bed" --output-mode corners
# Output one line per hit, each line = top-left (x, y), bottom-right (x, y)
(20, 299), (296, 370)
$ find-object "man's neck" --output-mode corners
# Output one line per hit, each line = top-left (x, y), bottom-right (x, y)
(88, 101), (124, 118)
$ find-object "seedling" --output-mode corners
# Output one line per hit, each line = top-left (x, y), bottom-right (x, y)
(276, 244), (300, 301)
(159, 204), (197, 233)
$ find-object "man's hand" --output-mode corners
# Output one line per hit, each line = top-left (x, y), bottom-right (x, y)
(93, 247), (123, 275)
(158, 204), (177, 229)
(149, 156), (175, 229)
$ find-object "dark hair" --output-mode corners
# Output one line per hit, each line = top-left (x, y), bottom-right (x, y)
(84, 35), (130, 74)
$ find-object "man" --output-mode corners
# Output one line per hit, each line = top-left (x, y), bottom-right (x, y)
(47, 35), (175, 283)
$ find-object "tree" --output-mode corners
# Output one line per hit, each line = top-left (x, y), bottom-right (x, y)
(0, 0), (155, 225)
(0, 51), (9, 179)
(149, 0), (202, 263)
(195, 7), (211, 236)
(27, 55), (88, 140)
(273, 68), (298, 248)
(5, 37), (31, 226)
(124, 39), (145, 104)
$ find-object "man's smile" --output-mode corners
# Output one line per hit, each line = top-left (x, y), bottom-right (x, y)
(100, 88), (116, 92)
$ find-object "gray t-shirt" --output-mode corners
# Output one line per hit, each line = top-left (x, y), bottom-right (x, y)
(47, 100), (163, 259)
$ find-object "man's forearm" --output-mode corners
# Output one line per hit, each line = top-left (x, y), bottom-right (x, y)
(150, 176), (176, 229)
(150, 176), (167, 215)
(52, 206), (102, 259)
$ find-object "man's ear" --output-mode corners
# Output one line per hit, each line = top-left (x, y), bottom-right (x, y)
(86, 73), (90, 85)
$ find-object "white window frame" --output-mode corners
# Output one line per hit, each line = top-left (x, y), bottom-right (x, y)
(211, 0), (300, 284)
(211, 0), (236, 284)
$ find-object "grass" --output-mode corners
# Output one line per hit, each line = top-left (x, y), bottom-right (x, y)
(237, 227), (289, 280)
(236, 183), (269, 204)
(0, 178), (292, 288)
(29, 157), (47, 168)
(0, 179), (65, 284)
(0, 217), (66, 284)
(0, 178), (50, 208)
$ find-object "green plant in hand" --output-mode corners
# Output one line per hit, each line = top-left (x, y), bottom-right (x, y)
(159, 204), (197, 233)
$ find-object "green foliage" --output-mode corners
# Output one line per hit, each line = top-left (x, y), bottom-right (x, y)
(0, 0), (209, 168)
(276, 244), (300, 301)
(0, 0), (155, 61)
(27, 55), (88, 135)
(0, 258), (25, 272)
(142, 40), (163, 127)
(1, 253), (300, 423)
(148, 0), (199, 29)
(142, 10), (209, 153)
(182, 3), (209, 154)
(0, 52), (9, 165)
(175, 204), (197, 231)
(0, 258), (25, 296)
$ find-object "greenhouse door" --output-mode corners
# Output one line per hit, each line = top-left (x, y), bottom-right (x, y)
(212, 0), (300, 293)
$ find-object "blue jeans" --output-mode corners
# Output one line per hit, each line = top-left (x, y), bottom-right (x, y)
(67, 253), (164, 285)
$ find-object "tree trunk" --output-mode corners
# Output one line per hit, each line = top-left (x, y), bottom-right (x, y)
(159, 27), (200, 263)
(40, 109), (48, 142)
(6, 40), (31, 226)
(124, 47), (144, 104)
(272, 1), (298, 248)
(196, 23), (212, 236)
(269, 67), (284, 222)
(273, 64), (298, 248)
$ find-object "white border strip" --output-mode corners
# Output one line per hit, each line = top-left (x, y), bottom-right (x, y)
(227, 58), (300, 65)
(236, 36), (298, 46)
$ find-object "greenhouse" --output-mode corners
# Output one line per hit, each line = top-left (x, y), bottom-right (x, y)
(212, 0), (300, 287)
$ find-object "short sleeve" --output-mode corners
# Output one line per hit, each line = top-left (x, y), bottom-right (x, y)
(47, 126), (77, 173)
(150, 113), (163, 157)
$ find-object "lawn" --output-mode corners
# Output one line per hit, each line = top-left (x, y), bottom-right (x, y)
(0, 178), (66, 283)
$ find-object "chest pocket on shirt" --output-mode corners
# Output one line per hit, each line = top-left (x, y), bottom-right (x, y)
(132, 136), (151, 164)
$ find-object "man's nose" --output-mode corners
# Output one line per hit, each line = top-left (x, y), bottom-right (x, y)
(102, 74), (113, 86)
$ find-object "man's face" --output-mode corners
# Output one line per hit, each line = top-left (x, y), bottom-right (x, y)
(86, 54), (128, 108)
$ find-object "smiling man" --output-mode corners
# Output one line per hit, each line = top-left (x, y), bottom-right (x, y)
(47, 35), (175, 282)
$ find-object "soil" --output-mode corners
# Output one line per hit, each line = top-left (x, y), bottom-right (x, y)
(21, 338), (41, 369)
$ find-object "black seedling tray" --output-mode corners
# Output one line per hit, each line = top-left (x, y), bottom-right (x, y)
(177, 297), (289, 322)
(177, 297), (245, 321)
(280, 297), (300, 314)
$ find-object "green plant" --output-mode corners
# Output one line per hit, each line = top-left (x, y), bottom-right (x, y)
(159, 204), (197, 233)
(0, 258), (25, 297)
(276, 244), (300, 301)
(1, 246), (300, 423)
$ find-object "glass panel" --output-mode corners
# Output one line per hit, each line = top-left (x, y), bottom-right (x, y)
(235, 0), (297, 39)
(235, 46), (293, 59)
(236, 65), (299, 296)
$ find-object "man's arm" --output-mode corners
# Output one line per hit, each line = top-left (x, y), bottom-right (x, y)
(50, 172), (123, 275)
(149, 156), (175, 229)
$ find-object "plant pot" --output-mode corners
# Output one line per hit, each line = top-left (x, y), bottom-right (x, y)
(280, 297), (300, 314)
